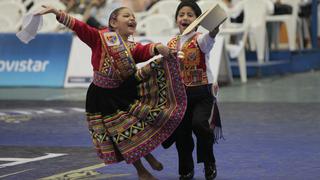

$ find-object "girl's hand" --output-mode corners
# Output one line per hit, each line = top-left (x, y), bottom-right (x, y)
(156, 44), (171, 58)
(35, 5), (59, 16)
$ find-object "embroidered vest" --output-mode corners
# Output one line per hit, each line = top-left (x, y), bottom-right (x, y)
(168, 34), (208, 86)
(93, 29), (137, 88)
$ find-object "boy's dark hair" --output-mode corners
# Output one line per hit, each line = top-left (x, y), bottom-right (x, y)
(175, 0), (202, 20)
(108, 7), (127, 31)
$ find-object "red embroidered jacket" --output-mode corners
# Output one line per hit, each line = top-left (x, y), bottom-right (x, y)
(57, 12), (157, 88)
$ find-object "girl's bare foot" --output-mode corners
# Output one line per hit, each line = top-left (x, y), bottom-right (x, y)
(138, 171), (158, 180)
(144, 153), (164, 171)
(133, 159), (158, 180)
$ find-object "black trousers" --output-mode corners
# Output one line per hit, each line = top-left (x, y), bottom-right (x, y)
(176, 84), (216, 175)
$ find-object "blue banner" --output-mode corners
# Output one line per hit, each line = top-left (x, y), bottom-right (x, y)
(0, 33), (73, 87)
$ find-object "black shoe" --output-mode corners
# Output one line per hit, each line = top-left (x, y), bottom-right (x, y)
(204, 163), (217, 180)
(179, 169), (194, 180)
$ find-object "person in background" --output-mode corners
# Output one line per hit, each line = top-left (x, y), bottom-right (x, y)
(36, 5), (187, 180)
(82, 0), (107, 28)
(271, 0), (292, 15)
(60, 0), (106, 28)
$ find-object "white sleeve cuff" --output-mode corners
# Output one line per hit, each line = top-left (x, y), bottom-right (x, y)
(197, 32), (215, 54)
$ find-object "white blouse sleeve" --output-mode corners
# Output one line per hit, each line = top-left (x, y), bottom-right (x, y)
(197, 32), (215, 54)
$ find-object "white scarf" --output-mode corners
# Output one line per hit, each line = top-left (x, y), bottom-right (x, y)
(16, 13), (43, 44)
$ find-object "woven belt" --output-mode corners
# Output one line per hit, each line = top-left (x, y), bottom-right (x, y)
(92, 71), (122, 89)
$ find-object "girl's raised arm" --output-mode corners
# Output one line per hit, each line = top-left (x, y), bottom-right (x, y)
(35, 5), (99, 49)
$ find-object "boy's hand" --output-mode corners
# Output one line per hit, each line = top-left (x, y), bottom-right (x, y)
(35, 5), (59, 16)
(212, 82), (219, 97)
(209, 27), (220, 38)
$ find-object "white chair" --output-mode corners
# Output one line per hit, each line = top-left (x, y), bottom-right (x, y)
(200, 1), (249, 83)
(266, 0), (301, 50)
(219, 0), (249, 83)
(136, 14), (174, 36)
(135, 0), (189, 30)
(198, 0), (219, 11)
(232, 0), (273, 64)
(144, 0), (179, 23)
(220, 27), (249, 83)
(28, 0), (66, 32)
(0, 1), (26, 31)
(0, 16), (15, 32)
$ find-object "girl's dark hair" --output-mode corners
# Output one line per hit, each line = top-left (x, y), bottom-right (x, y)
(108, 7), (127, 31)
(175, 0), (202, 20)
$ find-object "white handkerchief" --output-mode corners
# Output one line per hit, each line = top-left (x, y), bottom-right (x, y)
(16, 13), (43, 44)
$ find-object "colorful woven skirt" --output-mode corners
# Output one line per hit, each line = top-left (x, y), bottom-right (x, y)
(85, 56), (187, 164)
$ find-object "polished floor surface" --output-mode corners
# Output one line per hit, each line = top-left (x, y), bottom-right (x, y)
(0, 70), (319, 179)
(1, 70), (319, 103)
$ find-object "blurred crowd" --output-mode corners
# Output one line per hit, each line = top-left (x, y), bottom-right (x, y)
(0, 0), (318, 49)
(58, 0), (161, 28)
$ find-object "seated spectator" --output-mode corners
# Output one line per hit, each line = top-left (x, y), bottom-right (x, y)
(60, 0), (106, 29)
(273, 0), (292, 15)
(60, 0), (85, 14)
(82, 0), (106, 28)
(228, 0), (279, 23)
